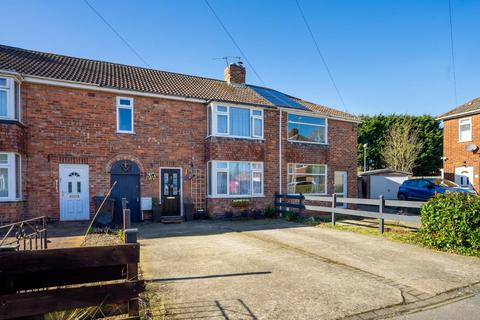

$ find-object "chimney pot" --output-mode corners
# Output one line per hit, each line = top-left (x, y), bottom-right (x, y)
(224, 63), (246, 85)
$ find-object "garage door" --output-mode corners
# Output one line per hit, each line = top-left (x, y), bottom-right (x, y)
(370, 175), (408, 200)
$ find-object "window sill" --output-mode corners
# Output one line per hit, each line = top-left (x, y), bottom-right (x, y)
(207, 194), (265, 199)
(206, 135), (265, 142)
(287, 193), (328, 196)
(116, 130), (135, 134)
(458, 140), (472, 143)
(0, 119), (25, 128)
(287, 140), (328, 146)
(0, 199), (25, 203)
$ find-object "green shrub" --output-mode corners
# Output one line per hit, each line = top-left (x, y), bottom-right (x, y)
(264, 206), (276, 219)
(420, 193), (480, 253)
(286, 211), (298, 222)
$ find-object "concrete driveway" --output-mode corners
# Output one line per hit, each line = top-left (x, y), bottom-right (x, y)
(138, 220), (480, 320)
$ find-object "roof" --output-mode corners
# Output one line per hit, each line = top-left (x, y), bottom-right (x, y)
(0, 44), (359, 122)
(437, 97), (480, 120)
(358, 168), (412, 177)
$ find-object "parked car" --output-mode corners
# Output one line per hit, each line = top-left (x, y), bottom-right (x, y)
(397, 178), (477, 201)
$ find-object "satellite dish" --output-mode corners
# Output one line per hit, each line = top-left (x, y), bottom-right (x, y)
(465, 144), (478, 152)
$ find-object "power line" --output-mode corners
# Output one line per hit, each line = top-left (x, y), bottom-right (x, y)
(448, 0), (458, 105)
(295, 0), (347, 110)
(83, 0), (151, 68)
(204, 0), (267, 86)
(204, 0), (310, 110)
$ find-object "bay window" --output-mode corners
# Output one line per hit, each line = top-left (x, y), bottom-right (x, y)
(0, 153), (21, 201)
(208, 161), (263, 197)
(0, 76), (21, 121)
(288, 113), (326, 144)
(288, 163), (327, 195)
(208, 104), (264, 138)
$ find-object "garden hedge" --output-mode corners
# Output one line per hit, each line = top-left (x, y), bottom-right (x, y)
(420, 193), (480, 252)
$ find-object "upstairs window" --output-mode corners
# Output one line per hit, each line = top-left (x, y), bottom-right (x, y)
(116, 97), (134, 133)
(0, 77), (21, 121)
(288, 113), (327, 144)
(458, 117), (472, 142)
(0, 153), (21, 201)
(208, 104), (264, 139)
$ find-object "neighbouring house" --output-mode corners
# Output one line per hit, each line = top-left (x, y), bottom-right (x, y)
(437, 97), (480, 191)
(358, 169), (411, 200)
(0, 44), (359, 223)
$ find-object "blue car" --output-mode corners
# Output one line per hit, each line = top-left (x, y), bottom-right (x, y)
(397, 178), (477, 201)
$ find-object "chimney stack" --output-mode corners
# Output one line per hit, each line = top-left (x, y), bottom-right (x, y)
(224, 62), (246, 85)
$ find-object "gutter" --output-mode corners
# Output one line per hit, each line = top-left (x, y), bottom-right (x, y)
(436, 109), (480, 121)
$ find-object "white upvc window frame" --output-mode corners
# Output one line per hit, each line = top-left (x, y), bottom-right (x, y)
(287, 112), (328, 145)
(207, 102), (264, 139)
(458, 117), (472, 142)
(287, 163), (328, 195)
(116, 97), (134, 134)
(207, 160), (264, 198)
(0, 152), (22, 201)
(0, 76), (21, 121)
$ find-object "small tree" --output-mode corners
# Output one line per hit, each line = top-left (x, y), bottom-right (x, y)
(381, 121), (423, 173)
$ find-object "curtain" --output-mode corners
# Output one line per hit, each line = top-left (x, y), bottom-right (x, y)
(229, 107), (250, 137)
(217, 172), (227, 194)
(0, 168), (8, 197)
(0, 91), (6, 117)
(229, 162), (251, 195)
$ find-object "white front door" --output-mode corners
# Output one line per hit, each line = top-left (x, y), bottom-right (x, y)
(59, 164), (89, 221)
(334, 171), (348, 208)
(455, 166), (474, 189)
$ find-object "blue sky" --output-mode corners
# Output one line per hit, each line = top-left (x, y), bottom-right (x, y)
(2, 0), (479, 116)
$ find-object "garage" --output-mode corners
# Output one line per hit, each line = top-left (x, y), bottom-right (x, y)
(358, 169), (411, 200)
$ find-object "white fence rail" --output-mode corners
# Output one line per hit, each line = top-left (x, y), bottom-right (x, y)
(304, 194), (425, 233)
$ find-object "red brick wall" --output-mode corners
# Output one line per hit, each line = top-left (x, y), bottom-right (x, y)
(0, 122), (26, 153)
(443, 115), (480, 192)
(1, 82), (358, 221)
(15, 83), (207, 221)
(205, 109), (280, 215)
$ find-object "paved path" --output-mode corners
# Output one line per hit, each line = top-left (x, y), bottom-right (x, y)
(390, 294), (480, 320)
(138, 220), (480, 320)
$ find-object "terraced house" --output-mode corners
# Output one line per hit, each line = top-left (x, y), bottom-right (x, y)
(0, 44), (359, 223)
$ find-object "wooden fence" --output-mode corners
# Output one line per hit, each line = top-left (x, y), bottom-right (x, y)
(0, 243), (144, 319)
(275, 193), (425, 233)
(274, 193), (305, 216)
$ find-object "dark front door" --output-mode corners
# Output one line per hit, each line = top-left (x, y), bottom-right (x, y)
(161, 168), (181, 216)
(111, 160), (141, 223)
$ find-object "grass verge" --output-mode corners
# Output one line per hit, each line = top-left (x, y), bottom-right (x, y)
(297, 216), (479, 257)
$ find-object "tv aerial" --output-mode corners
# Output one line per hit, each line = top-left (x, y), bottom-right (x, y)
(213, 56), (242, 66)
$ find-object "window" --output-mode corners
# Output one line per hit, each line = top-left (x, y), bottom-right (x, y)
(116, 97), (134, 133)
(208, 104), (264, 139)
(288, 164), (327, 194)
(287, 113), (326, 144)
(459, 118), (472, 142)
(0, 76), (21, 121)
(208, 161), (263, 197)
(0, 153), (21, 201)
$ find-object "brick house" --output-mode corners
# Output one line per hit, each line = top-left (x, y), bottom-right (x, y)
(437, 97), (480, 191)
(0, 44), (359, 223)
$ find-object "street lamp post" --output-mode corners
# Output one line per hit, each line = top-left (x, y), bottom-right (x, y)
(363, 143), (368, 173)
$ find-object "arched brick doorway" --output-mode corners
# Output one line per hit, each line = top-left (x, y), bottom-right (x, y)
(110, 160), (141, 223)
